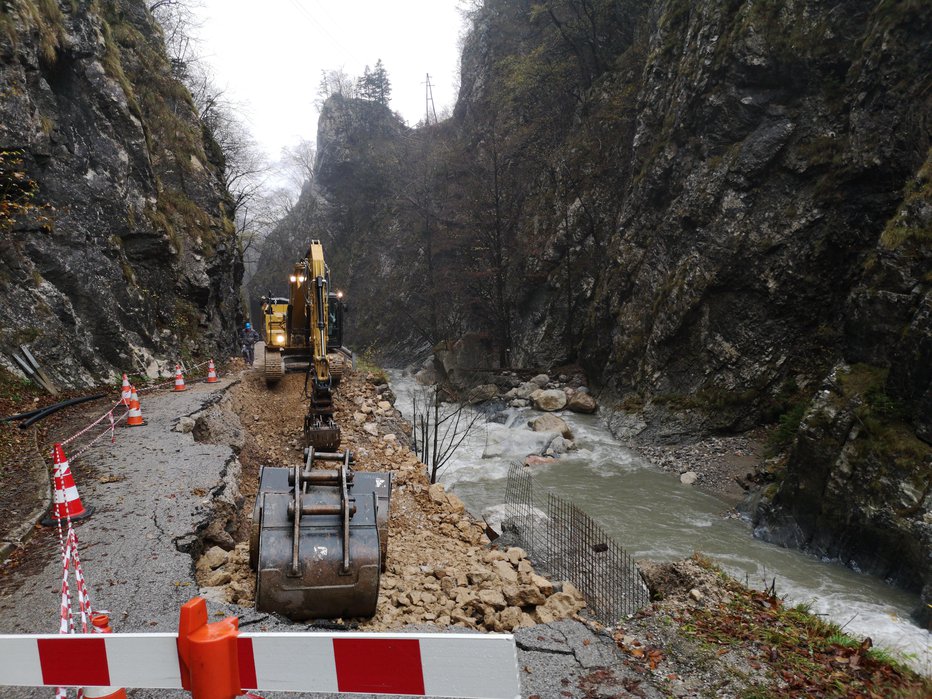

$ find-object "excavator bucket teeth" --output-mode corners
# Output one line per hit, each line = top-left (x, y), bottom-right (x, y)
(305, 424), (341, 451)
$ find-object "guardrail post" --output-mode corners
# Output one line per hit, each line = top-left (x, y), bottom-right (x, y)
(176, 597), (242, 699)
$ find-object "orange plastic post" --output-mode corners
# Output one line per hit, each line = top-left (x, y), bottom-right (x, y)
(176, 597), (243, 699)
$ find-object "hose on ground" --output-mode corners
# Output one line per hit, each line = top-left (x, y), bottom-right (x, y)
(14, 394), (108, 429)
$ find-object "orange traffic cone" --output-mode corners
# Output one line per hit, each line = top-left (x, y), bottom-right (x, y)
(206, 359), (219, 383)
(126, 386), (145, 427)
(85, 614), (128, 699)
(120, 373), (132, 406)
(174, 364), (186, 391)
(41, 443), (94, 525)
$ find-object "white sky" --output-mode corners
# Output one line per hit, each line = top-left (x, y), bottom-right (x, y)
(193, 0), (467, 164)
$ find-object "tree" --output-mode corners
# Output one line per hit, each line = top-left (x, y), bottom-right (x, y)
(278, 138), (316, 194)
(316, 68), (355, 108)
(356, 59), (392, 106)
(410, 384), (484, 484)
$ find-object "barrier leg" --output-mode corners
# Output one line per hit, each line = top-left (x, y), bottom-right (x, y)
(176, 598), (242, 699)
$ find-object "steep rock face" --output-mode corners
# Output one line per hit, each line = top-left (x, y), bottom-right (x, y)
(250, 95), (432, 360)
(0, 1), (242, 386)
(755, 153), (932, 624)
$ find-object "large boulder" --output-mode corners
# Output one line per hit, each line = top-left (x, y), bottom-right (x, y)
(529, 373), (550, 387)
(467, 383), (500, 404)
(528, 414), (573, 439)
(482, 426), (558, 458)
(531, 389), (567, 412)
(515, 382), (538, 400)
(568, 391), (598, 414)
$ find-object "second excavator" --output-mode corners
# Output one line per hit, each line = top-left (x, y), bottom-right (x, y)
(261, 240), (350, 451)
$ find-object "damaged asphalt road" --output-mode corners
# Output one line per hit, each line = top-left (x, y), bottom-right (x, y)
(0, 378), (243, 696)
(0, 372), (646, 699)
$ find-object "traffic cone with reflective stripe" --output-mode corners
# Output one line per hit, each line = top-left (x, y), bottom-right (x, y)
(174, 364), (186, 391)
(41, 443), (94, 525)
(206, 359), (218, 383)
(126, 386), (145, 427)
(85, 614), (128, 699)
(120, 373), (132, 406)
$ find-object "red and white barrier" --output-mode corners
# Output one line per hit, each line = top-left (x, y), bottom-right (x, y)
(0, 630), (520, 698)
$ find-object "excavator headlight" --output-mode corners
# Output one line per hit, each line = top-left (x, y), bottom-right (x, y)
(275, 334), (285, 345)
(298, 276), (306, 283)
(289, 275), (297, 283)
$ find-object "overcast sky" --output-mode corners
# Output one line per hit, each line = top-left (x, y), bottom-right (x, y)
(192, 0), (467, 165)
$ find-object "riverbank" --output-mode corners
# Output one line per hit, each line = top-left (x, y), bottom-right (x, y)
(634, 428), (772, 506)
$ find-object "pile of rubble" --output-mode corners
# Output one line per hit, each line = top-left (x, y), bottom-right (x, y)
(193, 367), (587, 632)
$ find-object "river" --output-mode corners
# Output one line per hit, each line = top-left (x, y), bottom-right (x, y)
(388, 370), (931, 674)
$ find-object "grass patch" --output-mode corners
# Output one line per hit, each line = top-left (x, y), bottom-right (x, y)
(679, 566), (931, 698)
(881, 147), (932, 249)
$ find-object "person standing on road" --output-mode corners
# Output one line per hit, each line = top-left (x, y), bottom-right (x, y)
(240, 322), (261, 366)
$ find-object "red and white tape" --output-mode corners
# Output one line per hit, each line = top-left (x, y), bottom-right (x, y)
(0, 631), (520, 699)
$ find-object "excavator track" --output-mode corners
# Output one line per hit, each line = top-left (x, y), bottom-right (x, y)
(328, 352), (345, 386)
(264, 347), (283, 386)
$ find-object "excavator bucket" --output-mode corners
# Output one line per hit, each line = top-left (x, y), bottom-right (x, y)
(250, 451), (392, 619)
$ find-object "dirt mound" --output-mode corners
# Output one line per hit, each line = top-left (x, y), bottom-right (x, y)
(638, 556), (736, 608)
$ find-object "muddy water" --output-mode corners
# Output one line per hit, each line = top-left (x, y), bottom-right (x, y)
(389, 370), (932, 673)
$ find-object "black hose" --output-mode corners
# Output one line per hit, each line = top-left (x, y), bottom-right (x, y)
(16, 394), (108, 429)
(0, 406), (47, 423)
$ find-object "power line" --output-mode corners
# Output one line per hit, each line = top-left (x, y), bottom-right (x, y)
(287, 0), (353, 58)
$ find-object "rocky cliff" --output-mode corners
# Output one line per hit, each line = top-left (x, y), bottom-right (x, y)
(249, 0), (930, 614)
(0, 0), (242, 387)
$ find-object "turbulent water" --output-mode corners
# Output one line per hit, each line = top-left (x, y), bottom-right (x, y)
(388, 370), (932, 673)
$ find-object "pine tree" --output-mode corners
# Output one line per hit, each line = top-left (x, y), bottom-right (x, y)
(371, 59), (391, 106)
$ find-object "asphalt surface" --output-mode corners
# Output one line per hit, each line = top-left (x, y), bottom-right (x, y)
(0, 370), (643, 699)
(0, 378), (241, 698)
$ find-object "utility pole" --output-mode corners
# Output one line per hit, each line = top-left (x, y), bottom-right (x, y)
(423, 73), (438, 126)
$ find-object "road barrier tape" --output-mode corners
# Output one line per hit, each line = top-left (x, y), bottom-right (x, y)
(61, 400), (126, 447)
(0, 630), (520, 699)
(53, 459), (98, 699)
(70, 410), (128, 462)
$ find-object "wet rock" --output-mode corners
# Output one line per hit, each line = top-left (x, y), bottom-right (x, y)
(531, 389), (567, 412)
(524, 455), (557, 467)
(568, 392), (598, 414)
(515, 382), (538, 400)
(467, 384), (500, 403)
(528, 414), (573, 439)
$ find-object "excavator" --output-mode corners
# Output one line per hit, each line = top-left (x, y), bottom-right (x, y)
(252, 240), (392, 620)
(260, 240), (350, 451)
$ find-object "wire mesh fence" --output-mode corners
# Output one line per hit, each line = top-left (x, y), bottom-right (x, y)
(503, 463), (650, 625)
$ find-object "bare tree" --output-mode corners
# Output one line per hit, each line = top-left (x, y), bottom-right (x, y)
(315, 68), (356, 109)
(278, 138), (316, 193)
(411, 384), (484, 484)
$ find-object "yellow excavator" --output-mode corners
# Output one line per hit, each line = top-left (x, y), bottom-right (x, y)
(252, 241), (391, 620)
(260, 240), (349, 451)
